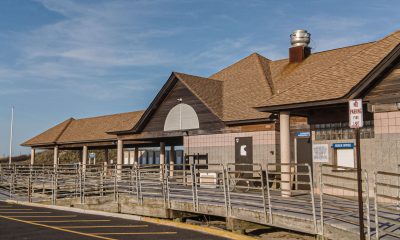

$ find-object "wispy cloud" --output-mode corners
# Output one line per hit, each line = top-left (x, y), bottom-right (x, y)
(0, 0), (183, 100)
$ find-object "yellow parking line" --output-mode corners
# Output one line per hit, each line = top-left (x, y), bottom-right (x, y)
(63, 225), (148, 229)
(0, 215), (116, 240)
(0, 212), (51, 214)
(6, 215), (77, 218)
(93, 232), (177, 235)
(33, 220), (111, 223)
(0, 209), (32, 210)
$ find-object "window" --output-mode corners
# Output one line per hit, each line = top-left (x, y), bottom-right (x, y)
(164, 103), (200, 131)
(313, 120), (374, 140)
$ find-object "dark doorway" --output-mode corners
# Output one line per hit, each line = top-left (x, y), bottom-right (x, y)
(235, 137), (253, 171)
(295, 138), (312, 190)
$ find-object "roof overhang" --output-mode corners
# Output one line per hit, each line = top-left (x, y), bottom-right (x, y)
(224, 117), (275, 126)
(256, 43), (400, 113)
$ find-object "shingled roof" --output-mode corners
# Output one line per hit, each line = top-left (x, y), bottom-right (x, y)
(22, 30), (400, 147)
(171, 53), (274, 122)
(170, 31), (400, 119)
(22, 111), (144, 146)
(257, 30), (400, 109)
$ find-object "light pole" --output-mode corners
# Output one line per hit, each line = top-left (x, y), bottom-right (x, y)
(9, 107), (14, 165)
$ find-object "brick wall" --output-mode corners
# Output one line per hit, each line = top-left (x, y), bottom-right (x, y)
(183, 130), (278, 169)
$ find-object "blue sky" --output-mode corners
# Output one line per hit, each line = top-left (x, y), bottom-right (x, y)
(1, 0), (400, 156)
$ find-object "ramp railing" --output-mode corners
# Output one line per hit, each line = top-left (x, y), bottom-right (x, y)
(373, 171), (400, 239)
(193, 164), (226, 213)
(267, 163), (317, 234)
(319, 164), (371, 239)
(137, 164), (165, 204)
(165, 164), (195, 210)
(116, 165), (140, 203)
(226, 163), (269, 223)
(55, 164), (80, 200)
(0, 163), (317, 233)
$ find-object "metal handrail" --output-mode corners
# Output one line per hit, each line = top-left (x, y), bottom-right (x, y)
(4, 162), (387, 238)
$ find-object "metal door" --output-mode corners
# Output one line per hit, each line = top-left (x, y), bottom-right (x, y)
(235, 137), (253, 171)
(296, 138), (312, 190)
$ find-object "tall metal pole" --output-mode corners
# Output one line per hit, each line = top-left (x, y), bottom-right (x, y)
(8, 107), (14, 165)
(356, 128), (365, 240)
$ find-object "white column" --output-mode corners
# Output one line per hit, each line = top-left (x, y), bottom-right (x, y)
(53, 146), (59, 168)
(82, 145), (88, 172)
(160, 142), (166, 165)
(117, 140), (123, 172)
(169, 146), (175, 176)
(104, 149), (109, 164)
(133, 147), (139, 166)
(30, 148), (36, 165)
(280, 111), (291, 197)
(159, 142), (166, 180)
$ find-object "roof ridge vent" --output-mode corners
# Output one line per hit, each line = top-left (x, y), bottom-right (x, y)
(290, 29), (311, 47)
(289, 29), (311, 63)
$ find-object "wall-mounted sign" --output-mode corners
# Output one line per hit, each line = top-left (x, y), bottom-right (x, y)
(312, 144), (329, 163)
(295, 132), (310, 137)
(332, 143), (354, 149)
(349, 99), (363, 128)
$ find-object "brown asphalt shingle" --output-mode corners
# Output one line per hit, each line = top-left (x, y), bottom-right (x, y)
(175, 72), (224, 118)
(210, 53), (273, 121)
(22, 111), (144, 146)
(22, 118), (74, 146)
(259, 30), (400, 108)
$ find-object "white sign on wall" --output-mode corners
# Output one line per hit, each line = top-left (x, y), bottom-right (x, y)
(312, 144), (329, 163)
(349, 99), (363, 128)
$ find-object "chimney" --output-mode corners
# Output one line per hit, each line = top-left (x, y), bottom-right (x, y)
(289, 30), (311, 63)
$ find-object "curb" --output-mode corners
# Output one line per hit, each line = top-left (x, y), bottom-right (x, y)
(5, 199), (142, 221)
(3, 200), (256, 240)
(143, 217), (257, 240)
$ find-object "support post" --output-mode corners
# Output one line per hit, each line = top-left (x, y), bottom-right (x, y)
(30, 148), (36, 165)
(117, 140), (123, 175)
(134, 147), (139, 166)
(160, 142), (166, 165)
(53, 146), (59, 168)
(170, 146), (175, 176)
(104, 149), (109, 164)
(82, 145), (88, 172)
(279, 111), (291, 197)
(160, 142), (166, 178)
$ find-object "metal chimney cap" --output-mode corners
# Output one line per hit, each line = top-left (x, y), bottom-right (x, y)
(290, 29), (311, 47)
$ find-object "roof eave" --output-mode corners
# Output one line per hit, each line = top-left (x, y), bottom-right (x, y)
(256, 99), (348, 112)
(224, 117), (275, 126)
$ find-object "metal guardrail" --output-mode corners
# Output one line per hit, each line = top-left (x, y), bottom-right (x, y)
(3, 162), (400, 239)
(319, 164), (371, 239)
(0, 162), (318, 235)
(268, 163), (317, 233)
(374, 171), (400, 239)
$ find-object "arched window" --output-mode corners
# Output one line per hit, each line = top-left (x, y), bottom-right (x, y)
(164, 103), (199, 131)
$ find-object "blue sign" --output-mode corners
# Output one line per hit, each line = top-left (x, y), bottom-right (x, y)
(295, 132), (310, 137)
(332, 143), (354, 149)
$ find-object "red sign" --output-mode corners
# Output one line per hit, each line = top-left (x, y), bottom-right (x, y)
(349, 99), (363, 128)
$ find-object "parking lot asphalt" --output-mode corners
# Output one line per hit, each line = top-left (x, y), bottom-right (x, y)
(0, 202), (228, 240)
